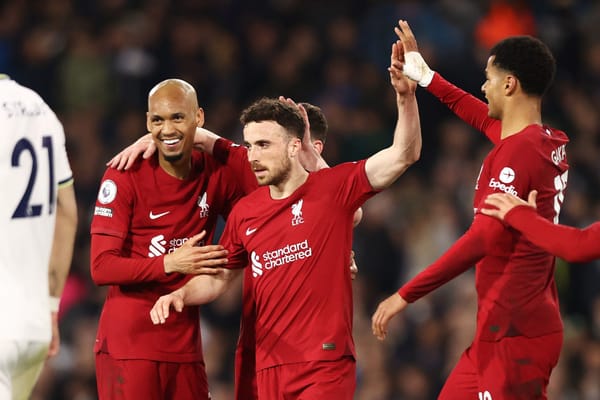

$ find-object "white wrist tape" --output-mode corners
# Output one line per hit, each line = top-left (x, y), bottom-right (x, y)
(403, 51), (435, 87)
(49, 296), (61, 312)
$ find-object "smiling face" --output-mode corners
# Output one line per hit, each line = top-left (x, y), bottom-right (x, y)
(146, 80), (203, 170)
(243, 120), (299, 187)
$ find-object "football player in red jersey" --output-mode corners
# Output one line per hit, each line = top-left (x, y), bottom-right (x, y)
(150, 33), (421, 399)
(372, 20), (568, 400)
(91, 79), (256, 400)
(107, 100), (361, 399)
(232, 101), (362, 400)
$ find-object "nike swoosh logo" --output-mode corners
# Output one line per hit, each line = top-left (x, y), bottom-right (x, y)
(149, 211), (171, 220)
(245, 227), (257, 236)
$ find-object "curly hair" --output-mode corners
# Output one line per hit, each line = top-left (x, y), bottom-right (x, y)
(490, 36), (556, 97)
(240, 98), (306, 140)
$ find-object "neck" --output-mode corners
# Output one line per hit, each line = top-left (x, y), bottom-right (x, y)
(500, 96), (543, 139)
(269, 163), (309, 200)
(159, 156), (192, 179)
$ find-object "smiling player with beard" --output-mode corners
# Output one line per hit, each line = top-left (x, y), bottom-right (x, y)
(90, 79), (256, 400)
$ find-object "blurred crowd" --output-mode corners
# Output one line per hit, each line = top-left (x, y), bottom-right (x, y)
(2, 0), (599, 398)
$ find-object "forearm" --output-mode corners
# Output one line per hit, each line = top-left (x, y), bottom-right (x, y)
(392, 92), (422, 170)
(399, 214), (501, 302)
(399, 230), (483, 302)
(90, 234), (168, 285)
(193, 127), (221, 154)
(365, 92), (421, 190)
(506, 206), (600, 262)
(181, 269), (241, 305)
(426, 73), (499, 142)
(49, 184), (77, 298)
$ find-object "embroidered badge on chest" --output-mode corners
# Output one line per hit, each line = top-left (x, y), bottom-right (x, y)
(198, 192), (210, 218)
(291, 199), (304, 226)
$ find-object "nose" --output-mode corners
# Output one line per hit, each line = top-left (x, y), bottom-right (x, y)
(247, 146), (257, 162)
(481, 81), (487, 95)
(161, 119), (176, 134)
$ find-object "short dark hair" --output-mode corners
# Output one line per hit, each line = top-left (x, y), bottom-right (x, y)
(490, 36), (556, 97)
(240, 98), (306, 140)
(299, 102), (328, 144)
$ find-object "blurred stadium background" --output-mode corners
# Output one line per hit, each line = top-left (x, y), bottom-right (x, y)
(3, 0), (598, 398)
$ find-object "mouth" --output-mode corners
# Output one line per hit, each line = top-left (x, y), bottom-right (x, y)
(158, 136), (183, 150)
(252, 165), (268, 179)
(163, 138), (181, 145)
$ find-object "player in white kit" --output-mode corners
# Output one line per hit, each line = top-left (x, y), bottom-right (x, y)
(0, 75), (77, 400)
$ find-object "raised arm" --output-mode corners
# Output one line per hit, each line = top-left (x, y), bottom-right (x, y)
(397, 20), (500, 143)
(47, 182), (77, 357)
(365, 23), (421, 190)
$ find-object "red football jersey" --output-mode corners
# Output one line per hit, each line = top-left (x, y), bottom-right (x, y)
(505, 206), (600, 263)
(399, 74), (569, 341)
(221, 160), (377, 371)
(90, 139), (255, 361)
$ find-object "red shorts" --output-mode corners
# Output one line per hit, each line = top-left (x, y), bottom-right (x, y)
(256, 356), (355, 400)
(439, 332), (562, 400)
(95, 352), (209, 400)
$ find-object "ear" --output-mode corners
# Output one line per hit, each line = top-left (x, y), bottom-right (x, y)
(289, 137), (302, 157)
(196, 107), (205, 128)
(146, 112), (152, 132)
(312, 139), (324, 155)
(505, 75), (518, 95)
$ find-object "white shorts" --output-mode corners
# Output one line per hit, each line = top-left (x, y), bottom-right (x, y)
(0, 340), (49, 400)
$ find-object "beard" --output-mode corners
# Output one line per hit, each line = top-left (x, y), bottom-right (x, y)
(256, 156), (292, 187)
(163, 152), (184, 162)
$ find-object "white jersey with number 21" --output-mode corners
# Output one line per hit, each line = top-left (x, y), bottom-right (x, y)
(0, 77), (73, 341)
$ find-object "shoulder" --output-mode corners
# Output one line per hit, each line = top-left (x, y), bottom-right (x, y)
(100, 156), (150, 184)
(190, 150), (232, 179)
(312, 160), (366, 179)
(0, 80), (59, 122)
(96, 159), (153, 204)
(542, 125), (569, 143)
(502, 125), (563, 151)
(231, 186), (268, 208)
(190, 150), (209, 169)
(0, 79), (32, 99)
(521, 125), (568, 143)
(213, 138), (248, 164)
(225, 188), (265, 222)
